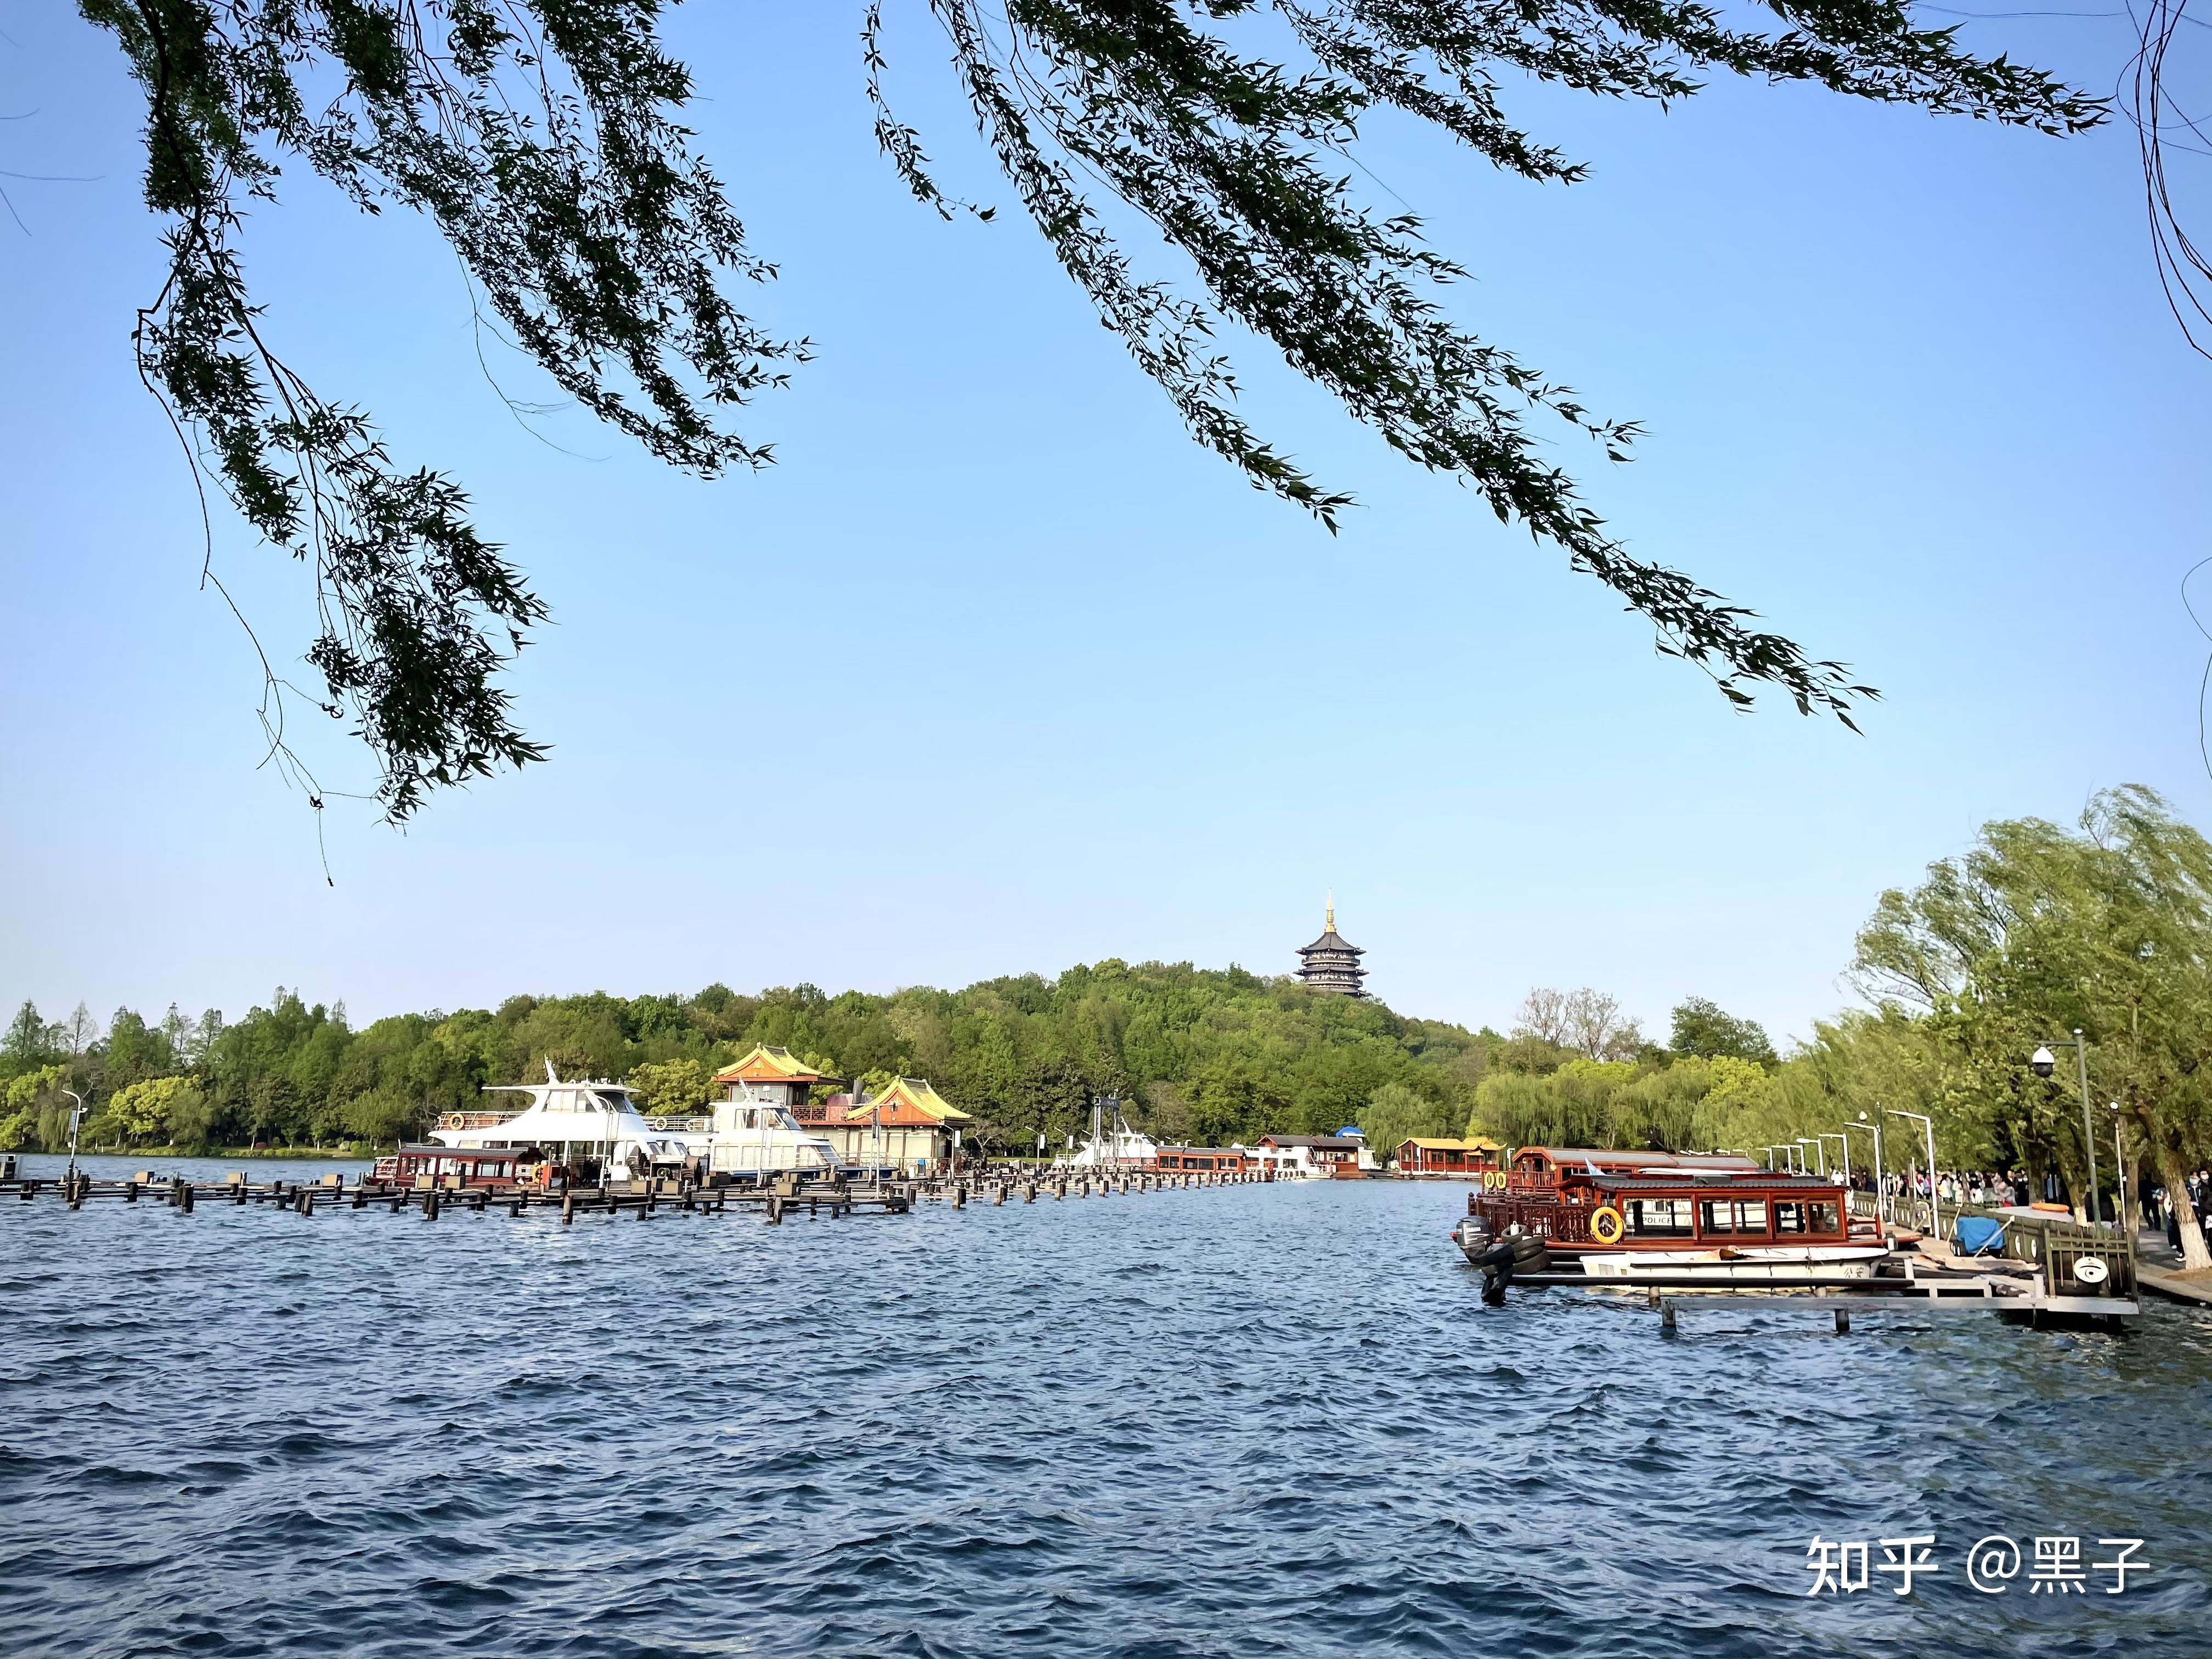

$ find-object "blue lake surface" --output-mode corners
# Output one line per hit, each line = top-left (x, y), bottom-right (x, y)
(1, 1155), (2207, 1657)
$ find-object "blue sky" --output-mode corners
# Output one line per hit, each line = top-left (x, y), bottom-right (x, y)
(3, 5), (2208, 1051)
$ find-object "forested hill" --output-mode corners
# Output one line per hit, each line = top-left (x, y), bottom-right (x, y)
(1, 963), (1493, 1154)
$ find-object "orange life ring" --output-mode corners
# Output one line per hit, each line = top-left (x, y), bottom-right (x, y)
(1589, 1205), (1625, 1245)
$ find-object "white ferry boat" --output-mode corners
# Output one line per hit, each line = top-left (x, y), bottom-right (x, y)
(702, 1088), (838, 1181)
(432, 1061), (840, 1184)
(430, 1064), (682, 1180)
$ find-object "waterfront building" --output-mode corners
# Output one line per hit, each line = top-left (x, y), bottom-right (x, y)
(1394, 1137), (1503, 1176)
(1295, 896), (1368, 998)
(1252, 1132), (1364, 1178)
(1152, 1146), (1249, 1173)
(800, 1076), (972, 1172)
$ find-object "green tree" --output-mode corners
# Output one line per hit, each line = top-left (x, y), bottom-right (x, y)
(1359, 1080), (1457, 1162)
(1853, 785), (2212, 1264)
(629, 1058), (712, 1116)
(78, 2), (2101, 814)
(3, 1002), (59, 1079)
(108, 1075), (201, 1145)
(1669, 997), (1779, 1066)
(1, 1064), (70, 1152)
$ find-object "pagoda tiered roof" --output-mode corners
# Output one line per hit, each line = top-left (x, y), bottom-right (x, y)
(1295, 895), (1369, 997)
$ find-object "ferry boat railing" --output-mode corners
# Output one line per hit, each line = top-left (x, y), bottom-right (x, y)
(437, 1109), (523, 1132)
(1468, 1192), (1596, 1244)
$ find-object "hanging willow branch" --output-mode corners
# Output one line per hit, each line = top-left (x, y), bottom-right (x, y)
(882, 0), (2102, 725)
(84, 0), (805, 820)
(84, 2), (2101, 818)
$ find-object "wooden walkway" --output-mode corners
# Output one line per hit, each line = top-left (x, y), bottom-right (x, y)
(2132, 1228), (2212, 1307)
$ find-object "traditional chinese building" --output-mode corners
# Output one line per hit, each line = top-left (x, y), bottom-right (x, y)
(1295, 895), (1368, 998)
(800, 1076), (973, 1172)
(710, 1045), (829, 1109)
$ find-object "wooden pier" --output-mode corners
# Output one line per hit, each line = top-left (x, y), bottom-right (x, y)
(0, 1165), (1260, 1226)
(1506, 1261), (2142, 1330)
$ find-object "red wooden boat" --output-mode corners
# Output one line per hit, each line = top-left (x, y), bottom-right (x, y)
(1455, 1146), (1890, 1281)
(368, 1143), (548, 1190)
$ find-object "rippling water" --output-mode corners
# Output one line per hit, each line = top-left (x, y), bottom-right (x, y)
(1, 1154), (2207, 1657)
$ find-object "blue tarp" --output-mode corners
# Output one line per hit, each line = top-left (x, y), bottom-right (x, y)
(1954, 1215), (2006, 1255)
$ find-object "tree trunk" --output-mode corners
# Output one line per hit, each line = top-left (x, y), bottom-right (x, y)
(2142, 1114), (2210, 1271)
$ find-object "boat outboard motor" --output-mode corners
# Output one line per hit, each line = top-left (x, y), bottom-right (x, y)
(1475, 1235), (1519, 1304)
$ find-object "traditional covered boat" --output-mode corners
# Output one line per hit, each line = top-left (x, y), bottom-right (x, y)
(1454, 1146), (1889, 1282)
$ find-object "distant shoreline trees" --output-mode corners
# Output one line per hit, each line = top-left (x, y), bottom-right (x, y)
(0, 962), (1489, 1159)
(11, 792), (2207, 1256)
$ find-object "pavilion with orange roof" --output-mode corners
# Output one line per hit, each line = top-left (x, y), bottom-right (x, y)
(710, 1046), (831, 1112)
(808, 1076), (973, 1172)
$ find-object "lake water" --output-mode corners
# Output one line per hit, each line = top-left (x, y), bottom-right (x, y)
(1, 1154), (2206, 1657)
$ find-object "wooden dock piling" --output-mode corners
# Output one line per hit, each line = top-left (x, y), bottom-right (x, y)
(1, 1155), (1261, 1234)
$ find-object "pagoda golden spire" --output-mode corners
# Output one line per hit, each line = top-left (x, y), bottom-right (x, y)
(1325, 890), (1335, 933)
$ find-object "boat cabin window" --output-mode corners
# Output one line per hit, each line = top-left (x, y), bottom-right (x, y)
(1772, 1200), (1842, 1234)
(1698, 1198), (1769, 1235)
(1624, 1198), (1695, 1237)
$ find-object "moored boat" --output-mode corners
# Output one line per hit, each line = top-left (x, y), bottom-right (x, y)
(1453, 1146), (1889, 1283)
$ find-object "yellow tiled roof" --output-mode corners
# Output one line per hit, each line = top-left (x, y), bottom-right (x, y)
(860, 1076), (972, 1124)
(712, 1045), (826, 1085)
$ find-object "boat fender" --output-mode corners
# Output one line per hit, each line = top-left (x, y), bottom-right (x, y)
(1589, 1206), (1624, 1245)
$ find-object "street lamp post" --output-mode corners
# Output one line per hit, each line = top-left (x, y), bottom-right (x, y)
(1818, 1133), (1850, 1188)
(2108, 1102), (2128, 1236)
(1846, 1113), (1886, 1227)
(2031, 1032), (2101, 1228)
(61, 1088), (86, 1187)
(1889, 1109), (1938, 1242)
(1797, 1138), (1825, 1177)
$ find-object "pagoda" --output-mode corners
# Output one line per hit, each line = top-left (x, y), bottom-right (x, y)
(1296, 895), (1368, 998)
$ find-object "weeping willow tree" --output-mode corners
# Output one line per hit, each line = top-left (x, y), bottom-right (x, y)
(82, 1), (2101, 818)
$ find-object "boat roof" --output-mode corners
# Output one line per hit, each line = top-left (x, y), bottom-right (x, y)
(393, 1142), (536, 1157)
(471, 1078), (657, 1146)
(1591, 1174), (1847, 1192)
(1518, 1147), (1759, 1169)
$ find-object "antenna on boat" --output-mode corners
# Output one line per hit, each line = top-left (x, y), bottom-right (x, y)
(544, 1057), (560, 1085)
